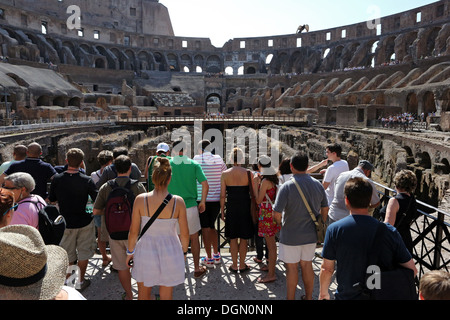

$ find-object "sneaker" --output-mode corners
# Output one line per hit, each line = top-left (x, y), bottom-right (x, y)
(77, 279), (91, 292)
(200, 257), (214, 268)
(213, 253), (221, 265)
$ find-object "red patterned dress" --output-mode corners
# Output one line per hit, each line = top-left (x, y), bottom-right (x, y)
(258, 186), (280, 237)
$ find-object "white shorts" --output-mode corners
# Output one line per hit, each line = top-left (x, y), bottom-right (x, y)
(177, 205), (201, 235)
(279, 243), (316, 264)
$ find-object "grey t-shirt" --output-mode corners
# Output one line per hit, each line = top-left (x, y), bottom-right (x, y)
(273, 174), (328, 246)
(328, 167), (380, 222)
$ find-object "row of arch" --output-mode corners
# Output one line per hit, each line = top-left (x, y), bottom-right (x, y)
(1, 22), (447, 76)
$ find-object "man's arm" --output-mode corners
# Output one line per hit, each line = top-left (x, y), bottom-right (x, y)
(306, 159), (328, 174)
(319, 258), (335, 300)
(198, 180), (208, 213)
(400, 259), (418, 278)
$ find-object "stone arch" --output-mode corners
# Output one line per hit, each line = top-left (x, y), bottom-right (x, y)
(68, 97), (81, 107)
(362, 94), (373, 104)
(110, 47), (125, 69)
(153, 51), (167, 71)
(270, 52), (289, 74)
(137, 50), (151, 70)
(205, 55), (221, 73)
(167, 53), (179, 71)
(224, 66), (234, 75)
(246, 66), (256, 74)
(406, 92), (418, 113)
(422, 91), (436, 115)
(36, 95), (51, 106)
(417, 151), (432, 169)
(180, 54), (192, 72)
(384, 36), (397, 63)
(53, 96), (65, 107)
(205, 92), (222, 113)
(441, 158), (450, 174)
(124, 49), (137, 71)
(94, 57), (106, 69)
(305, 97), (315, 108)
(194, 54), (205, 71)
(425, 26), (442, 57)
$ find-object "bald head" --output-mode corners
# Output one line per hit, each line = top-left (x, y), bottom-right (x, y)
(27, 142), (42, 158)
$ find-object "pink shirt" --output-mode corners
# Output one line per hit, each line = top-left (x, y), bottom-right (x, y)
(10, 195), (46, 229)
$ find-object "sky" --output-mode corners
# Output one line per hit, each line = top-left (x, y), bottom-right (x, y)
(159, 0), (440, 47)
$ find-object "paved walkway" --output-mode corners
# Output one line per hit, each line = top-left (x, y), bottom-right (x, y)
(81, 247), (337, 300)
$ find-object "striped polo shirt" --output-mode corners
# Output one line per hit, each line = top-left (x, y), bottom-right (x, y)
(193, 152), (227, 202)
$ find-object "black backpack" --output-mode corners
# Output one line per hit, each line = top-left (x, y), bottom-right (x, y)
(21, 200), (66, 245)
(104, 179), (136, 240)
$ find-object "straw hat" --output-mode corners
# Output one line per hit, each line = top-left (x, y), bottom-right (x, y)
(0, 225), (68, 300)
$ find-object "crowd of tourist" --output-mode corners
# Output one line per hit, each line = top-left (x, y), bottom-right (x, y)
(0, 141), (449, 301)
(377, 112), (428, 131)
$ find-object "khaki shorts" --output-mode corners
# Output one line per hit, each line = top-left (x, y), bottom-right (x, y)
(109, 238), (128, 271)
(60, 220), (96, 263)
(177, 205), (201, 236)
(279, 243), (316, 264)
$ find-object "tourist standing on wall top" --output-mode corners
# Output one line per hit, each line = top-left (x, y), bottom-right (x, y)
(273, 152), (328, 300)
(193, 139), (227, 268)
(220, 147), (254, 274)
(168, 139), (209, 279)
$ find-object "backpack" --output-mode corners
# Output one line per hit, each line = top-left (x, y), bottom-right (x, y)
(21, 200), (66, 245)
(104, 179), (136, 240)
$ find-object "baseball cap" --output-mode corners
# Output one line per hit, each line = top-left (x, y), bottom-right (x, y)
(358, 160), (374, 171)
(156, 143), (170, 153)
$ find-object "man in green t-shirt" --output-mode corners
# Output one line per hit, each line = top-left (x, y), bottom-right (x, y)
(168, 140), (209, 279)
(145, 143), (170, 191)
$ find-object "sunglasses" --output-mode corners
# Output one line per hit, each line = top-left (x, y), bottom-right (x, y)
(1, 185), (21, 190)
(2, 203), (18, 216)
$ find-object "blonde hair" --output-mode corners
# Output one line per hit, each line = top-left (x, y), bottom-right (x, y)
(152, 157), (172, 187)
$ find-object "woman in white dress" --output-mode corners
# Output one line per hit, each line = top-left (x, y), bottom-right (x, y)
(126, 157), (189, 300)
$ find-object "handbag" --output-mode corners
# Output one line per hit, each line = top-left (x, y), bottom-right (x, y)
(247, 170), (260, 224)
(138, 193), (173, 241)
(358, 222), (417, 300)
(291, 178), (327, 244)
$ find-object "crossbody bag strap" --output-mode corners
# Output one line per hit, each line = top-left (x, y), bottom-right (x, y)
(291, 177), (319, 225)
(138, 193), (173, 241)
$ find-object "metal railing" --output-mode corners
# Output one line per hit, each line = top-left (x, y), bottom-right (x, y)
(371, 181), (450, 280)
(116, 115), (308, 124)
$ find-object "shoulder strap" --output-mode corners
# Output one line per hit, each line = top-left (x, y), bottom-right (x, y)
(367, 221), (387, 266)
(138, 193), (173, 241)
(291, 177), (318, 225)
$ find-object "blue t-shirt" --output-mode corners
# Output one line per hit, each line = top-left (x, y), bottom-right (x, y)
(5, 158), (57, 199)
(321, 215), (412, 300)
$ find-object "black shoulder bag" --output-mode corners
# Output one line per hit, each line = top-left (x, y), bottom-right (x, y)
(359, 222), (417, 300)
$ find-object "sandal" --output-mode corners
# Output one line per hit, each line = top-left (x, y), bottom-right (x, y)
(239, 264), (251, 273)
(194, 267), (207, 279)
(228, 265), (239, 273)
